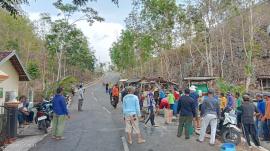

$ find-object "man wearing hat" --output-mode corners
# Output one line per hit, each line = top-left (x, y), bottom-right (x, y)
(197, 88), (220, 146)
(239, 94), (261, 148)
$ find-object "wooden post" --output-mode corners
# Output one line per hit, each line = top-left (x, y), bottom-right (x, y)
(260, 79), (264, 92)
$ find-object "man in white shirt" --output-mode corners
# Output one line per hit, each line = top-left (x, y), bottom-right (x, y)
(78, 85), (84, 111)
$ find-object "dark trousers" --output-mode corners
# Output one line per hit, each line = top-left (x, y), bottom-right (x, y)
(263, 121), (270, 141)
(242, 123), (260, 146)
(18, 111), (34, 124)
(26, 111), (34, 122)
(145, 106), (155, 126)
(112, 96), (119, 108)
(177, 116), (193, 139)
(78, 99), (83, 111)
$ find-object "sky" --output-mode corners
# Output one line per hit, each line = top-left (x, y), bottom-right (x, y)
(21, 0), (133, 64)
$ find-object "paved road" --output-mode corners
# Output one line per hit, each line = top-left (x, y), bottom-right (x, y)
(30, 73), (219, 151)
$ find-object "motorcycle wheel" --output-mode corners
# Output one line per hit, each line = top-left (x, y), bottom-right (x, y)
(40, 120), (48, 134)
(221, 128), (241, 145)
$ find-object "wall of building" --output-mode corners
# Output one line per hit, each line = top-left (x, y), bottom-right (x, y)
(0, 60), (19, 114)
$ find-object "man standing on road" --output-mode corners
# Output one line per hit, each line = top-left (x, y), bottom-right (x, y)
(197, 89), (220, 146)
(262, 93), (270, 141)
(52, 87), (70, 140)
(78, 85), (84, 111)
(239, 95), (261, 148)
(112, 84), (120, 109)
(123, 86), (146, 144)
(168, 90), (175, 112)
(144, 87), (158, 127)
(176, 88), (196, 139)
(105, 83), (109, 93)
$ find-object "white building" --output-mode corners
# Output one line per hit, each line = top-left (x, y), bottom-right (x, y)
(0, 51), (30, 114)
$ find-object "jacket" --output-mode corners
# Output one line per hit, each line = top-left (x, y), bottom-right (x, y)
(177, 95), (196, 117)
(257, 99), (266, 116)
(52, 94), (69, 116)
(123, 94), (141, 117)
(200, 96), (220, 118)
(239, 102), (258, 124)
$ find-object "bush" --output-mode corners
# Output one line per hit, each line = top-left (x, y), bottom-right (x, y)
(216, 78), (245, 95)
(43, 76), (78, 99)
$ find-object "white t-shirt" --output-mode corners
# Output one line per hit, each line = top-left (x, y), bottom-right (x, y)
(79, 88), (84, 100)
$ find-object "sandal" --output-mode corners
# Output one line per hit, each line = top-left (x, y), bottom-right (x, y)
(56, 137), (65, 140)
(138, 139), (146, 144)
(127, 140), (132, 144)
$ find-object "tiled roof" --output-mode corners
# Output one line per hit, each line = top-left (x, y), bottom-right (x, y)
(0, 51), (13, 61)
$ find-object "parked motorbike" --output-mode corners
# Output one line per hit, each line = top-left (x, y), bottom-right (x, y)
(35, 101), (53, 134)
(217, 108), (241, 145)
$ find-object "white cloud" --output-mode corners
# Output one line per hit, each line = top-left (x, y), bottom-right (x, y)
(75, 21), (124, 63)
(27, 12), (124, 63)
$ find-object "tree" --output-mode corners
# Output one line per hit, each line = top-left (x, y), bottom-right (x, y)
(27, 61), (40, 80)
(1, 0), (118, 17)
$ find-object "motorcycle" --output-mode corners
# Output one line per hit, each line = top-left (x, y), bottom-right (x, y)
(218, 108), (241, 145)
(35, 101), (53, 134)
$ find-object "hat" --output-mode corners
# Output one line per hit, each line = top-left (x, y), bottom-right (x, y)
(189, 85), (197, 91)
(243, 94), (250, 101)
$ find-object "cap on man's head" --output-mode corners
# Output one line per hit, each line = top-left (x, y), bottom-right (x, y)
(256, 93), (263, 98)
(189, 85), (196, 91)
(184, 88), (190, 94)
(243, 94), (250, 101)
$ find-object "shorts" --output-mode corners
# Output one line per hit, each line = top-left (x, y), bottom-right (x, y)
(125, 115), (140, 134)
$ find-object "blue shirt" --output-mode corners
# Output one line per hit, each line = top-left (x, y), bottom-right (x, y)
(177, 95), (196, 117)
(52, 94), (69, 115)
(159, 90), (166, 99)
(190, 92), (199, 108)
(123, 94), (141, 117)
(257, 99), (266, 115)
(226, 94), (234, 109)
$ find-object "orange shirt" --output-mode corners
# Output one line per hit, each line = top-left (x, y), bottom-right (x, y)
(264, 101), (270, 120)
(112, 86), (119, 97)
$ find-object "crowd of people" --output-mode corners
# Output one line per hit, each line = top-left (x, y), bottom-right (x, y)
(105, 81), (269, 149)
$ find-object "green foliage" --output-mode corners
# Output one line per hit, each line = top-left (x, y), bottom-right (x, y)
(43, 76), (78, 99)
(216, 78), (245, 95)
(27, 61), (40, 80)
(110, 30), (136, 71)
(45, 19), (96, 72)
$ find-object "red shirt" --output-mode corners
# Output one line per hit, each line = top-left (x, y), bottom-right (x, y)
(174, 91), (180, 101)
(159, 98), (170, 109)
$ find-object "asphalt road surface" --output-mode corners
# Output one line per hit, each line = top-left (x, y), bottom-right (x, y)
(30, 73), (219, 151)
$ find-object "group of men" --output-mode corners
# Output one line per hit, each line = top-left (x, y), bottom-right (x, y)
(117, 82), (269, 149)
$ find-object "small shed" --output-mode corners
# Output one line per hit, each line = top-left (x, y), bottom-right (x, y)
(183, 76), (218, 93)
(257, 75), (270, 91)
(0, 51), (30, 114)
